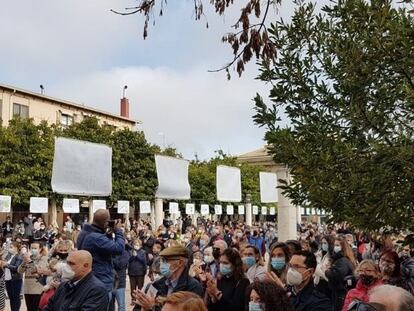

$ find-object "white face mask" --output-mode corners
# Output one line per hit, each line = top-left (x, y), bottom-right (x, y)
(286, 267), (304, 286)
(61, 263), (76, 280)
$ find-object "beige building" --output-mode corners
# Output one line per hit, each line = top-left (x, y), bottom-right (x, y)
(0, 83), (137, 129)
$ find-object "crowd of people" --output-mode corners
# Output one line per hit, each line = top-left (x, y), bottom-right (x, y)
(0, 211), (413, 311)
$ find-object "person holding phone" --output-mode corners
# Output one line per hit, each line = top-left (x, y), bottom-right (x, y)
(77, 209), (125, 298)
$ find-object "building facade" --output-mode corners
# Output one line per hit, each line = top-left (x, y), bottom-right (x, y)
(0, 83), (137, 129)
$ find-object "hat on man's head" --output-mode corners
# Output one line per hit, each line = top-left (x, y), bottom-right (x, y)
(159, 245), (189, 258)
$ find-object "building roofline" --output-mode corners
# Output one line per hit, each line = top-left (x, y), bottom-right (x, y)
(0, 83), (140, 125)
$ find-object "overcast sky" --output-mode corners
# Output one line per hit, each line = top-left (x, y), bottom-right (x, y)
(0, 0), (322, 159)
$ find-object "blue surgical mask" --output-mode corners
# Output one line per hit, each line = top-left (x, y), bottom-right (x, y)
(220, 264), (232, 276)
(249, 302), (264, 311)
(199, 240), (206, 249)
(271, 257), (286, 270)
(334, 246), (342, 253)
(160, 261), (172, 278)
(243, 256), (256, 268)
(321, 243), (329, 252)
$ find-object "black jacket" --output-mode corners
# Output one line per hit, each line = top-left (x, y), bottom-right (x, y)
(208, 275), (250, 311)
(5, 254), (23, 281)
(44, 272), (108, 311)
(133, 269), (203, 311)
(325, 255), (354, 311)
(128, 248), (147, 277)
(289, 281), (332, 311)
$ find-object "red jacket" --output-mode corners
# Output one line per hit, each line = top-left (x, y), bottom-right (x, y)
(342, 279), (383, 311)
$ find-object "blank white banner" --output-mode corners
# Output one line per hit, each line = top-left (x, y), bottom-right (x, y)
(30, 197), (48, 213)
(238, 205), (245, 215)
(155, 155), (190, 200)
(169, 202), (179, 214)
(252, 205), (259, 215)
(92, 200), (106, 213)
(216, 165), (241, 202)
(63, 199), (79, 213)
(118, 201), (130, 214)
(214, 204), (222, 215)
(0, 196), (11, 213)
(185, 203), (195, 215)
(269, 206), (276, 215)
(261, 206), (267, 215)
(260, 172), (278, 203)
(139, 201), (151, 214)
(51, 137), (112, 196)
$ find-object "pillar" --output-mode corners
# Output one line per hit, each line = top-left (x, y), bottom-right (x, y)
(88, 199), (94, 224)
(246, 203), (252, 227)
(155, 198), (163, 229)
(277, 168), (297, 242)
(297, 206), (302, 225)
(49, 199), (58, 228)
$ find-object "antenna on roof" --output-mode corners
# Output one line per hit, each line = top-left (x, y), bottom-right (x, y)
(40, 85), (44, 95)
(123, 85), (128, 98)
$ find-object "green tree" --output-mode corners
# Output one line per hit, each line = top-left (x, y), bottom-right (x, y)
(254, 0), (414, 231)
(0, 118), (55, 206)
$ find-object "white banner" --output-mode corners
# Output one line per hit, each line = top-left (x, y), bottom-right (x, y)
(185, 203), (195, 215)
(30, 197), (48, 213)
(139, 201), (151, 214)
(214, 204), (222, 215)
(216, 165), (241, 202)
(252, 205), (259, 215)
(261, 206), (267, 215)
(200, 204), (210, 215)
(238, 205), (245, 215)
(155, 155), (190, 200)
(226, 205), (234, 215)
(0, 196), (11, 213)
(51, 137), (112, 196)
(300, 207), (305, 215)
(117, 201), (130, 214)
(63, 199), (79, 213)
(269, 206), (276, 215)
(92, 200), (106, 213)
(169, 202), (179, 214)
(260, 172), (278, 203)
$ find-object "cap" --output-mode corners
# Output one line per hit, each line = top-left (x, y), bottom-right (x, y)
(159, 245), (189, 258)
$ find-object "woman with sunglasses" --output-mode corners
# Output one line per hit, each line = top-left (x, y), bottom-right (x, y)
(342, 260), (383, 311)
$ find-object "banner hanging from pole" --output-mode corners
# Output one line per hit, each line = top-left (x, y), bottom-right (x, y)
(0, 196), (11, 213)
(63, 199), (79, 213)
(259, 172), (278, 203)
(216, 165), (241, 202)
(30, 197), (48, 213)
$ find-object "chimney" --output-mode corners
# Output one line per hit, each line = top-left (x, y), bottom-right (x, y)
(120, 85), (129, 118)
(120, 97), (129, 118)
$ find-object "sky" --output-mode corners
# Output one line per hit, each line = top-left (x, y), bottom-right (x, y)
(0, 0), (317, 159)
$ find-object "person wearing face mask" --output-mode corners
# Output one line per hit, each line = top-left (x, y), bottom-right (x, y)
(77, 209), (125, 296)
(33, 224), (48, 244)
(287, 251), (332, 311)
(206, 247), (250, 311)
(342, 260), (383, 311)
(149, 241), (165, 282)
(325, 236), (356, 311)
(43, 250), (108, 311)
(18, 242), (48, 311)
(128, 239), (147, 300)
(206, 240), (228, 278)
(242, 245), (267, 283)
(1, 242), (23, 311)
(378, 250), (406, 289)
(314, 236), (334, 300)
(248, 229), (265, 257)
(266, 242), (291, 288)
(133, 245), (203, 311)
(247, 280), (294, 311)
(198, 234), (210, 251)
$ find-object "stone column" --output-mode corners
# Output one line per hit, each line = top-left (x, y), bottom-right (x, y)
(245, 203), (252, 227)
(88, 199), (94, 224)
(297, 207), (302, 225)
(154, 198), (163, 229)
(277, 168), (297, 242)
(49, 199), (58, 228)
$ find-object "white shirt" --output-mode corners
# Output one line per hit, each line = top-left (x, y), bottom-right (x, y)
(4, 255), (14, 281)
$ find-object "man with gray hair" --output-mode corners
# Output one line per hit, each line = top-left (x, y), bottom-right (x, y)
(369, 284), (414, 311)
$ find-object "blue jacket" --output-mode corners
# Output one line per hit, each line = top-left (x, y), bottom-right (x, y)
(77, 224), (125, 291)
(248, 236), (265, 255)
(113, 249), (130, 289)
(128, 248), (147, 276)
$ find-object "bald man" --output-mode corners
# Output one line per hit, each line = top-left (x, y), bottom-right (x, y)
(77, 209), (125, 294)
(44, 250), (108, 311)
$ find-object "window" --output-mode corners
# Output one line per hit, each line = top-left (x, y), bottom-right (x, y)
(60, 113), (74, 128)
(13, 103), (29, 119)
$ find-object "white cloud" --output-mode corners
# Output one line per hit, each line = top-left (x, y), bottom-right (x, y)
(50, 65), (269, 160)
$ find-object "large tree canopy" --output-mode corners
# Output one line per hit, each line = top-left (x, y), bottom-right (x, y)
(254, 0), (414, 231)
